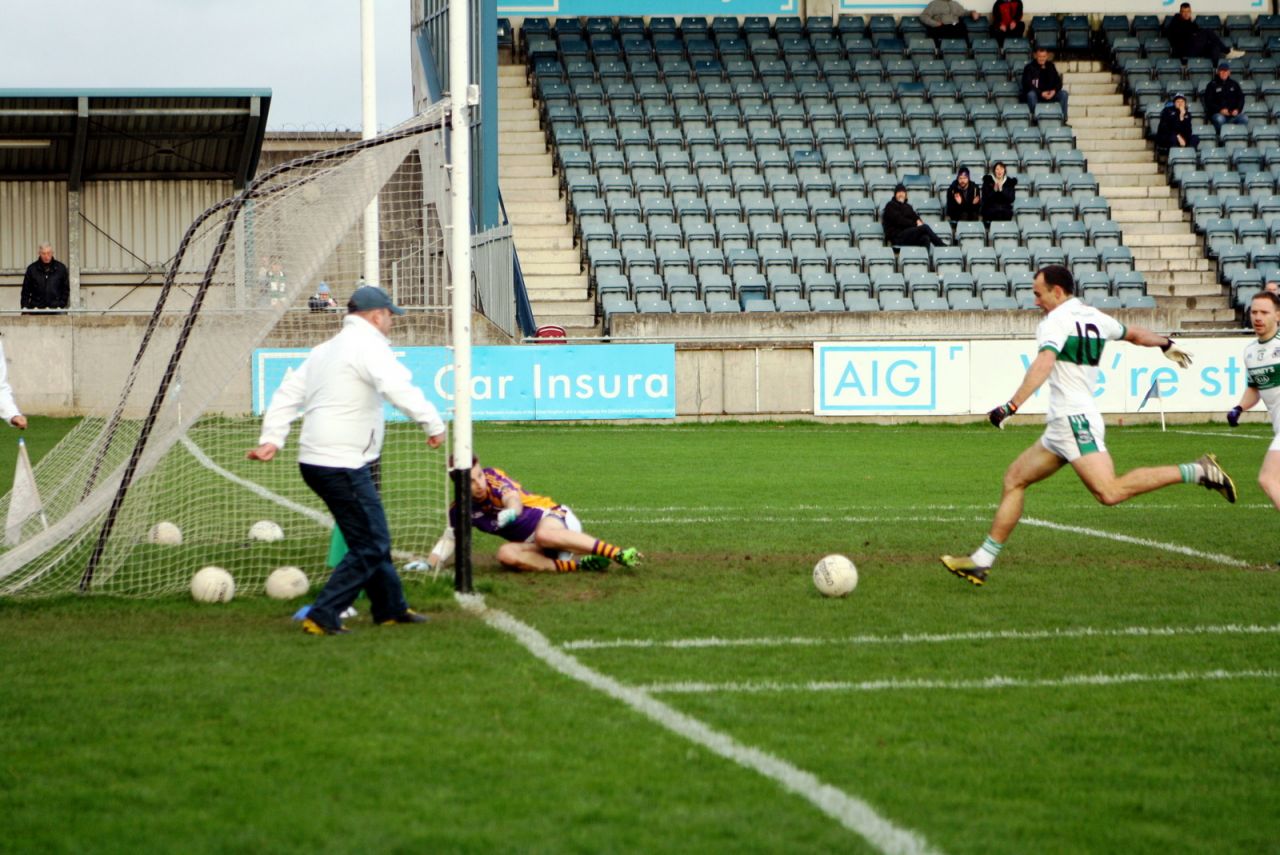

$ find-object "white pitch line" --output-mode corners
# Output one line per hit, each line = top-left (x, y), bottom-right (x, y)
(180, 436), (332, 527)
(560, 622), (1280, 652)
(1168, 429), (1271, 440)
(640, 669), (1280, 695)
(459, 593), (943, 855)
(592, 515), (985, 525)
(1020, 516), (1252, 567)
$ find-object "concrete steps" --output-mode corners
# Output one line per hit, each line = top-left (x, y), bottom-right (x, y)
(1065, 60), (1232, 329)
(497, 63), (599, 331)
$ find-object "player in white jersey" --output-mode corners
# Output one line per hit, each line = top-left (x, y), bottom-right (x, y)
(941, 265), (1237, 586)
(1225, 290), (1280, 512)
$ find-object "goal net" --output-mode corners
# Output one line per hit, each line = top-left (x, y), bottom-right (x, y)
(0, 105), (455, 598)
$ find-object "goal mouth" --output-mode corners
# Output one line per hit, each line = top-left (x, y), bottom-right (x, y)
(0, 104), (457, 598)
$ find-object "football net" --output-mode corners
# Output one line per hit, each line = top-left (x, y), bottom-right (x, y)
(0, 104), (455, 598)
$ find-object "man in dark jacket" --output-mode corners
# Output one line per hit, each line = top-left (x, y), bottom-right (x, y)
(1203, 61), (1247, 129)
(1156, 93), (1199, 152)
(1021, 47), (1068, 120)
(1165, 3), (1243, 65)
(883, 184), (946, 247)
(946, 167), (982, 222)
(21, 243), (69, 312)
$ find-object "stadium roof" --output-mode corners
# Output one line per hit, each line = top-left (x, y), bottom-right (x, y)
(0, 88), (271, 189)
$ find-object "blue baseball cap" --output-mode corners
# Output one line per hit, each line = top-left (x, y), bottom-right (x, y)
(348, 285), (404, 315)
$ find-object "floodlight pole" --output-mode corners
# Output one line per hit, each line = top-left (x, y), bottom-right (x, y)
(449, 0), (474, 593)
(360, 0), (380, 286)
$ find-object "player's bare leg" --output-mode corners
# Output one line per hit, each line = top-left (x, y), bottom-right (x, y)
(943, 442), (1065, 584)
(1074, 450), (1236, 505)
(496, 541), (560, 572)
(1071, 452), (1180, 506)
(1258, 450), (1280, 510)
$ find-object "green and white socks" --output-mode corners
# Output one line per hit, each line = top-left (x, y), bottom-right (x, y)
(971, 536), (1004, 569)
(1178, 462), (1205, 484)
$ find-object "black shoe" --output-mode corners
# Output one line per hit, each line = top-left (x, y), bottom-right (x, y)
(379, 608), (429, 626)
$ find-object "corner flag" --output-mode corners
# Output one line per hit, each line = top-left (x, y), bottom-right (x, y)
(5, 438), (46, 546)
(1138, 378), (1161, 411)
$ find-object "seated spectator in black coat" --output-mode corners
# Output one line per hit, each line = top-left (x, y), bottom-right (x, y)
(981, 162), (1018, 223)
(1164, 3), (1243, 65)
(1203, 61), (1247, 129)
(1021, 47), (1068, 120)
(920, 0), (980, 43)
(883, 184), (947, 247)
(990, 0), (1024, 44)
(1155, 93), (1199, 152)
(946, 167), (983, 222)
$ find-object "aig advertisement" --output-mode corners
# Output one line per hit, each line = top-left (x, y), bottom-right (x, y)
(814, 337), (1256, 416)
(253, 344), (675, 421)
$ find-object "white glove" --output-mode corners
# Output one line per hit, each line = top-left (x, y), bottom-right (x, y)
(1161, 338), (1193, 369)
(403, 560), (429, 572)
(496, 508), (519, 528)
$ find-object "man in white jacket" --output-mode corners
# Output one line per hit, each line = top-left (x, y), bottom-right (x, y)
(248, 286), (446, 635)
(0, 338), (27, 430)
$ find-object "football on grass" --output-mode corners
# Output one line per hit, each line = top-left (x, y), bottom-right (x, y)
(813, 554), (858, 598)
(265, 566), (309, 600)
(248, 520), (284, 542)
(190, 566), (235, 603)
(147, 521), (182, 545)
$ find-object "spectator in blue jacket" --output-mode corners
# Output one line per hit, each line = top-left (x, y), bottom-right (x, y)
(1203, 61), (1247, 129)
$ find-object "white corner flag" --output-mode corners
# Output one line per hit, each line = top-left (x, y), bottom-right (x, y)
(5, 438), (47, 546)
(1138, 378), (1167, 432)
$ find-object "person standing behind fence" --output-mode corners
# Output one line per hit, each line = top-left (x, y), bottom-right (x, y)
(21, 243), (68, 312)
(247, 285), (446, 636)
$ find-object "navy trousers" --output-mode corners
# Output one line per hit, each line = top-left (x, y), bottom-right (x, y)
(300, 460), (408, 628)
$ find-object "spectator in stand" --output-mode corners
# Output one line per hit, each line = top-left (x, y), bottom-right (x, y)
(308, 282), (339, 313)
(1265, 281), (1279, 295)
(1155, 93), (1199, 152)
(990, 0), (1024, 45)
(883, 184), (947, 248)
(981, 161), (1018, 223)
(920, 0), (981, 43)
(21, 243), (69, 313)
(1165, 3), (1244, 65)
(1203, 61), (1247, 129)
(946, 167), (983, 222)
(1021, 47), (1069, 121)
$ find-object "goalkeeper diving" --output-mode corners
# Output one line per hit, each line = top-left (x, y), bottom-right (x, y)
(425, 457), (642, 573)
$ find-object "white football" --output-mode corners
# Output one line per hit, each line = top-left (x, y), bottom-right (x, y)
(248, 520), (284, 542)
(190, 566), (235, 603)
(148, 521), (183, 546)
(265, 566), (309, 600)
(813, 554), (858, 598)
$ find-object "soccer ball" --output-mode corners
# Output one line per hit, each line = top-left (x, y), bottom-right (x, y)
(248, 520), (284, 542)
(190, 566), (235, 603)
(148, 521), (182, 546)
(265, 566), (309, 600)
(813, 554), (858, 598)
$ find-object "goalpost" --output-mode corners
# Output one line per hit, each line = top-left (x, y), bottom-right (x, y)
(0, 105), (465, 598)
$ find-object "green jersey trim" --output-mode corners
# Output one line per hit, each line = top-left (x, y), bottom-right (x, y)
(1039, 344), (1060, 354)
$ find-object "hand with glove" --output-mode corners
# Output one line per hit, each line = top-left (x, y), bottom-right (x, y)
(1160, 337), (1193, 369)
(496, 507), (519, 528)
(1226, 406), (1243, 427)
(988, 400), (1017, 429)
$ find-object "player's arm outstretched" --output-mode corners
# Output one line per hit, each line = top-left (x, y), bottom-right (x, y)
(496, 489), (523, 529)
(988, 348), (1056, 428)
(248, 361), (310, 461)
(1124, 326), (1193, 368)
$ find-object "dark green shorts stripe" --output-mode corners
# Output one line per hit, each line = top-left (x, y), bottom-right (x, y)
(1067, 414), (1100, 456)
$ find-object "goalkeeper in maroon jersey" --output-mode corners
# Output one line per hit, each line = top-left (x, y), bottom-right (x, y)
(426, 457), (642, 573)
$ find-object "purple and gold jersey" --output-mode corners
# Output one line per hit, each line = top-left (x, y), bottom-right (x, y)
(449, 467), (566, 542)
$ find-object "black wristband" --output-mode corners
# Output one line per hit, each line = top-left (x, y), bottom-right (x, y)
(1159, 338), (1173, 352)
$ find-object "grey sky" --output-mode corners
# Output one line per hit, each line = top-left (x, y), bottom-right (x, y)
(1, 0), (414, 131)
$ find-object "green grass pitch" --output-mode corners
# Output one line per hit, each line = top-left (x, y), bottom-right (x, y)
(2, 418), (1278, 853)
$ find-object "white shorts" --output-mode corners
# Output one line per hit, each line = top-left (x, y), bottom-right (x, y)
(523, 506), (583, 561)
(1040, 414), (1108, 462)
(1270, 433), (1280, 453)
